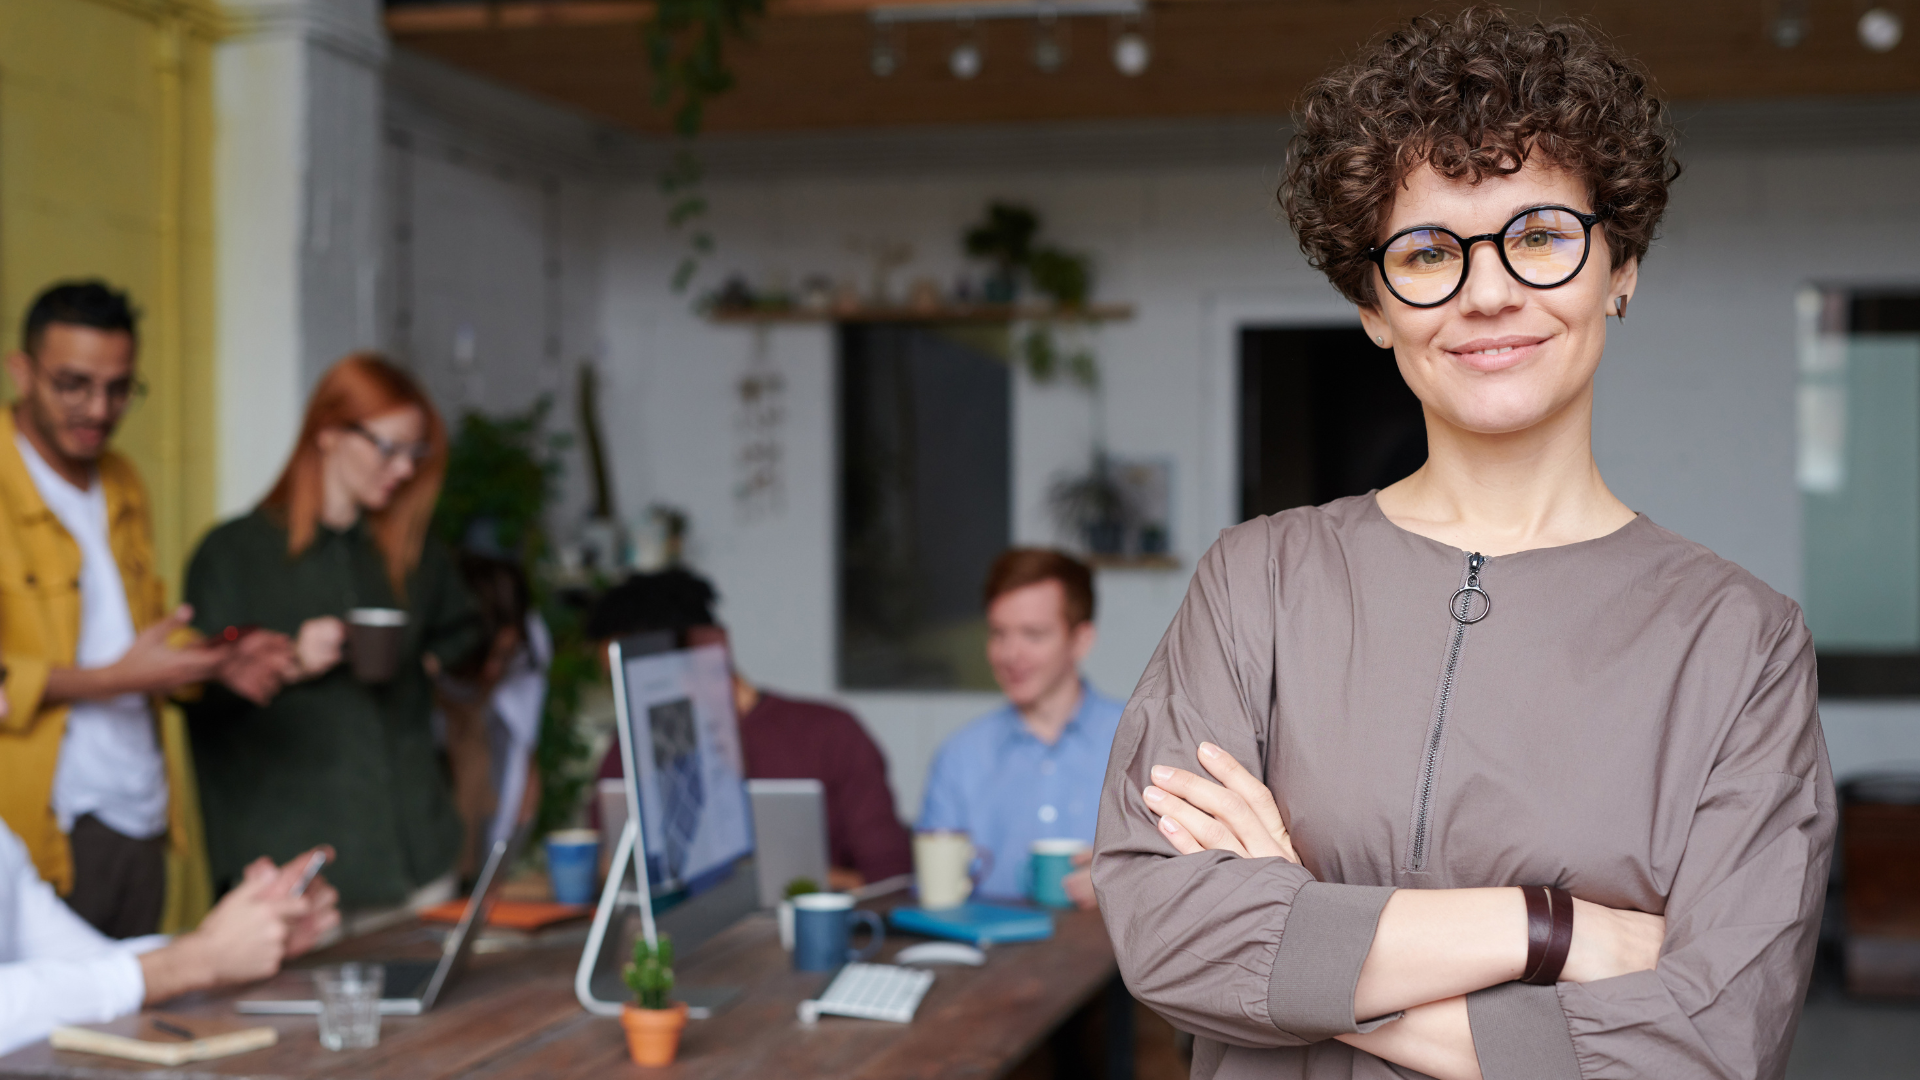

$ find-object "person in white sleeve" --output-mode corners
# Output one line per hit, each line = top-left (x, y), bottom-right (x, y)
(0, 820), (338, 1057)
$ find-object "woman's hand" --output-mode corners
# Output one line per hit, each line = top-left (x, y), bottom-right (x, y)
(1144, 742), (1299, 863)
(294, 617), (346, 680)
(1562, 897), (1665, 983)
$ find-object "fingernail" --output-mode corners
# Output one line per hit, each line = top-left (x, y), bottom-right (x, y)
(1199, 743), (1221, 759)
(1151, 766), (1173, 782)
(1160, 816), (1180, 834)
(1143, 787), (1165, 803)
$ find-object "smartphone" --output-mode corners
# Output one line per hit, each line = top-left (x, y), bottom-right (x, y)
(290, 850), (329, 898)
(217, 624), (260, 644)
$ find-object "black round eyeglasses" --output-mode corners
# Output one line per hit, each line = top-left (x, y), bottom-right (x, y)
(1367, 205), (1606, 308)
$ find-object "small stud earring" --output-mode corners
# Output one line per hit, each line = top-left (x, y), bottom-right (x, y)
(1375, 335), (1385, 346)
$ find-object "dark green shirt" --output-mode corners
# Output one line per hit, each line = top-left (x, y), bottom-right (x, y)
(183, 510), (479, 909)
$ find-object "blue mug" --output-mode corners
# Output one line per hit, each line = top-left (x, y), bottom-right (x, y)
(545, 830), (600, 905)
(792, 893), (885, 972)
(1026, 838), (1089, 909)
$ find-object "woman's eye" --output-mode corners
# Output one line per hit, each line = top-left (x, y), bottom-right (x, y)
(1519, 230), (1552, 248)
(1411, 247), (1448, 265)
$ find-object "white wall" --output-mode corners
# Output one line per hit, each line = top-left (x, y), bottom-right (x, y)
(382, 51), (620, 525)
(215, 0), (388, 515)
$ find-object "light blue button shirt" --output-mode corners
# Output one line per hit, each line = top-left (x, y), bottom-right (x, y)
(917, 682), (1125, 901)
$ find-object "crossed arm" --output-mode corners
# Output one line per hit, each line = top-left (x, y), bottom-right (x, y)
(1141, 743), (1664, 1080)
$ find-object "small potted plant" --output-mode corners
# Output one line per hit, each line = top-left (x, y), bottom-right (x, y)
(778, 877), (821, 951)
(620, 936), (687, 1066)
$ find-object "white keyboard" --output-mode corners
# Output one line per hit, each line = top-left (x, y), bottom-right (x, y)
(798, 963), (936, 1024)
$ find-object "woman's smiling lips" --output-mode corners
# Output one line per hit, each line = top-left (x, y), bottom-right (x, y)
(1444, 334), (1550, 372)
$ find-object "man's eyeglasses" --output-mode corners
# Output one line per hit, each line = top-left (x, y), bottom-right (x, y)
(1367, 205), (1606, 308)
(349, 424), (432, 465)
(40, 370), (147, 412)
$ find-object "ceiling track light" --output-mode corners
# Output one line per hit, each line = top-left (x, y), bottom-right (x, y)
(871, 22), (900, 75)
(1032, 12), (1068, 73)
(1859, 7), (1903, 51)
(949, 19), (984, 79)
(870, 0), (1144, 27)
(1110, 11), (1150, 76)
(1769, 0), (1809, 47)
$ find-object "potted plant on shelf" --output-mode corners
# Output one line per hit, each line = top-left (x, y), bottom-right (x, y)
(620, 936), (687, 1066)
(1049, 451), (1133, 556)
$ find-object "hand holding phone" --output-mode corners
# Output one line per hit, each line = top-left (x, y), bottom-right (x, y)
(290, 849), (330, 898)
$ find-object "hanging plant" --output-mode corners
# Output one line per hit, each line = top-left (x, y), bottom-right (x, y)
(644, 0), (768, 292)
(963, 200), (1100, 387)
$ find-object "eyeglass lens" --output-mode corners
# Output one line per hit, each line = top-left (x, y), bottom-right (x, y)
(1379, 208), (1591, 306)
(353, 426), (430, 464)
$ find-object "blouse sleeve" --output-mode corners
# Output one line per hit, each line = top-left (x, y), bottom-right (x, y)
(1467, 613), (1836, 1080)
(1093, 527), (1398, 1049)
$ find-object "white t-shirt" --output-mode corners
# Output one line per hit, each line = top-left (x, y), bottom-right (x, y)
(16, 435), (168, 841)
(0, 821), (162, 1056)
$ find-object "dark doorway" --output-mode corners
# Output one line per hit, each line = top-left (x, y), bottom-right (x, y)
(839, 324), (1010, 691)
(1239, 325), (1428, 522)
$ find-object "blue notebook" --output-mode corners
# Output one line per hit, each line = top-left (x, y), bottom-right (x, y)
(888, 903), (1054, 946)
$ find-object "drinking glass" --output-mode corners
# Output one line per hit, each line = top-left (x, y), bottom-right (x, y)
(315, 962), (384, 1051)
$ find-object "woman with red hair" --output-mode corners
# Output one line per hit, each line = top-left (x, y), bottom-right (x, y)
(183, 354), (478, 911)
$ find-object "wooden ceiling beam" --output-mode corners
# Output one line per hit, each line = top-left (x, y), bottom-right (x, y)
(387, 0), (1920, 134)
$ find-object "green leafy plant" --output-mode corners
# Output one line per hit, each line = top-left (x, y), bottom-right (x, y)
(624, 935), (676, 1010)
(643, 0), (767, 291)
(1029, 247), (1092, 309)
(430, 397), (596, 840)
(782, 877), (821, 900)
(964, 202), (1040, 278)
(431, 397), (570, 559)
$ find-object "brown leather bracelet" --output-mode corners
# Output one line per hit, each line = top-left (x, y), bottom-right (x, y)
(1520, 885), (1552, 983)
(1522, 886), (1575, 985)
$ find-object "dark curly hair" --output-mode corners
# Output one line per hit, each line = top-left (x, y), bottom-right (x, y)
(1280, 6), (1680, 306)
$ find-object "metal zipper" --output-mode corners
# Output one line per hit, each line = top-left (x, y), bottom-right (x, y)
(1406, 552), (1490, 873)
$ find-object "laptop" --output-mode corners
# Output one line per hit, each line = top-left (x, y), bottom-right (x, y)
(747, 778), (829, 909)
(236, 830), (522, 1017)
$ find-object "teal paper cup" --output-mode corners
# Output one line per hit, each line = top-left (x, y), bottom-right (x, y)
(1028, 838), (1089, 909)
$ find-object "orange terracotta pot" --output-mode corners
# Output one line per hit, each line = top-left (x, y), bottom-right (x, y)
(620, 1002), (690, 1067)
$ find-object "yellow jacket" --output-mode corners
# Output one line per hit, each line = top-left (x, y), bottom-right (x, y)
(0, 409), (210, 930)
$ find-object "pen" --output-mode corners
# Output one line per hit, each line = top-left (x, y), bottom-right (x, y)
(151, 1018), (196, 1041)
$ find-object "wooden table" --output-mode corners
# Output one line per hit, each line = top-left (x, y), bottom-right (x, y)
(0, 903), (1123, 1080)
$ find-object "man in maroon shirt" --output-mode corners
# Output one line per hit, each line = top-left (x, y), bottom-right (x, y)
(589, 570), (912, 891)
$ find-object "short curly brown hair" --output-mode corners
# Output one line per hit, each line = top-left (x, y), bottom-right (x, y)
(1280, 6), (1680, 306)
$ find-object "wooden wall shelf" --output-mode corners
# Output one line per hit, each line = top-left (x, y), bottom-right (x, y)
(706, 303), (1134, 325)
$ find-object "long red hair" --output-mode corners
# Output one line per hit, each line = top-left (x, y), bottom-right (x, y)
(260, 353), (448, 602)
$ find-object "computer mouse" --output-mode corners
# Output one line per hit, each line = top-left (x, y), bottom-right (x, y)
(895, 942), (987, 967)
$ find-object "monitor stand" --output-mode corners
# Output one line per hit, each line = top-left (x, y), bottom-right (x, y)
(573, 820), (746, 1019)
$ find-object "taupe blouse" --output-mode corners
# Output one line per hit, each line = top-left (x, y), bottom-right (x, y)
(1093, 494), (1834, 1080)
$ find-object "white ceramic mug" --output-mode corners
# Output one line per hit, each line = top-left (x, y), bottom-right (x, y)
(913, 830), (990, 910)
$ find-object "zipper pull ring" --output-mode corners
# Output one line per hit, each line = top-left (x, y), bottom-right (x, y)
(1450, 552), (1491, 624)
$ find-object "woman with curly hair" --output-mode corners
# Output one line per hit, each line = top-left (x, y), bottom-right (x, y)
(1093, 8), (1832, 1080)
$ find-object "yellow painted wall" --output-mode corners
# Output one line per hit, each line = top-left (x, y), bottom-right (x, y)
(0, 0), (223, 931)
(0, 0), (222, 592)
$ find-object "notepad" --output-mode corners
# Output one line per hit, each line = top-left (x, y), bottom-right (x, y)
(888, 902), (1054, 946)
(418, 898), (591, 931)
(50, 1014), (277, 1066)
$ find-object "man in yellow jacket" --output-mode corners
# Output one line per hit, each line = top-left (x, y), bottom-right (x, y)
(0, 282), (294, 937)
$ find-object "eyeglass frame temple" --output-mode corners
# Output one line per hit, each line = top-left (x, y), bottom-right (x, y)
(1364, 206), (1606, 309)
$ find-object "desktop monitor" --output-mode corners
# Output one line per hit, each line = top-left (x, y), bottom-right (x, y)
(610, 635), (755, 898)
(578, 633), (761, 1015)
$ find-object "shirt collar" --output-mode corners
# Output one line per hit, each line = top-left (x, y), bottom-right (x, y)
(999, 677), (1094, 748)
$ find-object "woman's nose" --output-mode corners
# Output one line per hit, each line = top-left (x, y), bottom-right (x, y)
(1457, 242), (1524, 317)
